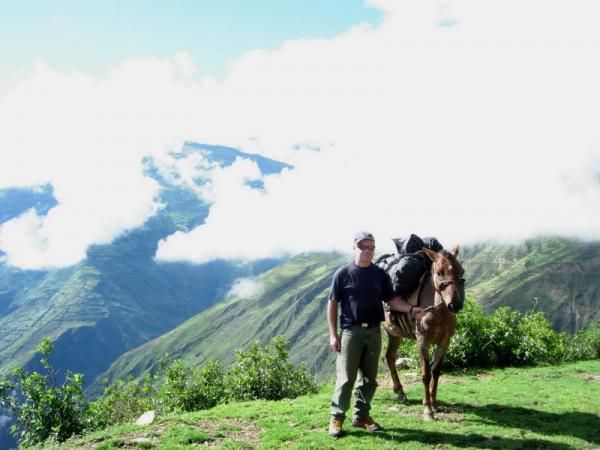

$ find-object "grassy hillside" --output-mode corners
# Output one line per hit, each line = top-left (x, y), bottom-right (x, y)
(43, 359), (600, 449)
(91, 253), (346, 393)
(97, 237), (600, 388)
(0, 213), (272, 384)
(461, 237), (600, 333)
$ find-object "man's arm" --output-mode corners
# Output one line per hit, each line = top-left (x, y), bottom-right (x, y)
(327, 299), (341, 352)
(388, 296), (424, 320)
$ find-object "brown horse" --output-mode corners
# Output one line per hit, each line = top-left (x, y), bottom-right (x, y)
(381, 246), (464, 420)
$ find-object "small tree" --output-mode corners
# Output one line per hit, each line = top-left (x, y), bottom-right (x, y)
(224, 336), (317, 401)
(0, 338), (87, 447)
(87, 374), (155, 431)
(157, 359), (225, 412)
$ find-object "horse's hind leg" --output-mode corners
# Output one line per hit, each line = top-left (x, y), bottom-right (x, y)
(385, 334), (407, 402)
(430, 339), (450, 413)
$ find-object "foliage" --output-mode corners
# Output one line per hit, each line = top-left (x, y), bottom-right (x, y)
(565, 323), (600, 361)
(445, 299), (572, 368)
(409, 298), (596, 370)
(157, 359), (225, 413)
(26, 360), (600, 450)
(0, 338), (87, 447)
(5, 316), (599, 448)
(223, 336), (318, 401)
(88, 337), (316, 433)
(443, 299), (493, 368)
(86, 374), (155, 431)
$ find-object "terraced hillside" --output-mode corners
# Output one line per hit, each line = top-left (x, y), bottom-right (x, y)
(95, 237), (600, 387)
(0, 143), (289, 384)
(461, 237), (600, 333)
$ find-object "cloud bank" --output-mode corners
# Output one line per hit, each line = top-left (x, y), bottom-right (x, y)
(2, 1), (600, 268)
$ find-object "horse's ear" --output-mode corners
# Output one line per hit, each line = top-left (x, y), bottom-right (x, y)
(422, 247), (437, 261)
(451, 245), (460, 258)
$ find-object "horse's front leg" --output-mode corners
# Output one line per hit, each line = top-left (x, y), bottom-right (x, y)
(430, 338), (450, 413)
(417, 340), (434, 421)
(385, 334), (407, 402)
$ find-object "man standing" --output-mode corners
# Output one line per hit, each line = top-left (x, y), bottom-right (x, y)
(328, 231), (424, 438)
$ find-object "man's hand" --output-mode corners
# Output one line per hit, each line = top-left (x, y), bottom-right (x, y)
(330, 334), (341, 352)
(411, 306), (424, 320)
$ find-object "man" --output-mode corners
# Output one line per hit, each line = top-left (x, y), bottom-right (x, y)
(328, 231), (424, 438)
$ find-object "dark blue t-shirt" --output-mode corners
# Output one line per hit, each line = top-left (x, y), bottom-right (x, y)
(329, 262), (396, 329)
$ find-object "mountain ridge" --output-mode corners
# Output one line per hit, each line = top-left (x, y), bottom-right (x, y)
(94, 237), (600, 388)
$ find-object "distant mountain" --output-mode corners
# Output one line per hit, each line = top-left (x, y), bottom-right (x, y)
(460, 237), (600, 333)
(0, 143), (291, 385)
(0, 144), (294, 448)
(89, 252), (344, 394)
(94, 237), (600, 388)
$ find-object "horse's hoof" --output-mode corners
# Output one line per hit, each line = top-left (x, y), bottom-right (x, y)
(423, 413), (435, 421)
(397, 393), (408, 404)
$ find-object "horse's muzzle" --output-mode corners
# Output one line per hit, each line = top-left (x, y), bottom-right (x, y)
(448, 298), (463, 313)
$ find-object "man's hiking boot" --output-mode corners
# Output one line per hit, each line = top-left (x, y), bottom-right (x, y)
(352, 416), (383, 432)
(328, 418), (344, 438)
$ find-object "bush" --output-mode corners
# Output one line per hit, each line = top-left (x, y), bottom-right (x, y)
(511, 310), (567, 365)
(565, 323), (600, 361)
(444, 298), (494, 368)
(224, 336), (317, 401)
(87, 374), (155, 430)
(410, 298), (573, 369)
(0, 338), (87, 447)
(90, 337), (317, 430)
(157, 359), (224, 413)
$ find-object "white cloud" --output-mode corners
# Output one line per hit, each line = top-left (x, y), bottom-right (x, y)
(2, 0), (600, 268)
(226, 277), (265, 299)
(157, 0), (600, 262)
(0, 56), (199, 268)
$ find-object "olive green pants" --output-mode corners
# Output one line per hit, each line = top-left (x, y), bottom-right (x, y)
(330, 325), (382, 420)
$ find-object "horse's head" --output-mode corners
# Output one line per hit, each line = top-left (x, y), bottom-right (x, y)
(422, 245), (465, 314)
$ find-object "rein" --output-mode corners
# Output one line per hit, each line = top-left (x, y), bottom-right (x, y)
(423, 302), (445, 313)
(424, 258), (459, 313)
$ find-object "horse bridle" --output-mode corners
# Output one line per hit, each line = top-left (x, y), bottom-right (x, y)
(426, 259), (460, 312)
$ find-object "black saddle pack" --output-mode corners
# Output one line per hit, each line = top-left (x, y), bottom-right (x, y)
(375, 234), (443, 299)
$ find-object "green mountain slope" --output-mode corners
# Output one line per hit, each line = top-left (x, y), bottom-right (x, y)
(96, 237), (600, 388)
(91, 253), (346, 393)
(460, 237), (600, 333)
(0, 213), (274, 383)
(0, 144), (289, 385)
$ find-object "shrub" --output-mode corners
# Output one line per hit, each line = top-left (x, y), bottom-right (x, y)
(90, 337), (317, 428)
(512, 311), (567, 365)
(87, 374), (155, 430)
(0, 338), (87, 446)
(405, 298), (571, 370)
(224, 336), (317, 401)
(444, 298), (494, 368)
(565, 323), (600, 361)
(157, 359), (224, 412)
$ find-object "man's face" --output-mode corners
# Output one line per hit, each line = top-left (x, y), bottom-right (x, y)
(354, 239), (375, 264)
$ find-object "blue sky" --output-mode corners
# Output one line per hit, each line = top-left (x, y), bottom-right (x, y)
(0, 0), (381, 79)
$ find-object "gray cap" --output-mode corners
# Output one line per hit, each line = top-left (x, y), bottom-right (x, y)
(354, 231), (375, 245)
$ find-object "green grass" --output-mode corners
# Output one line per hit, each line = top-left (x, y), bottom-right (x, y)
(41, 360), (600, 449)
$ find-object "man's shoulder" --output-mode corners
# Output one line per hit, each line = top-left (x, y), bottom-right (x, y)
(369, 263), (392, 281)
(334, 262), (355, 276)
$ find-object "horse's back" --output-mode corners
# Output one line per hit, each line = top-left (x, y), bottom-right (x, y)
(383, 275), (443, 340)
